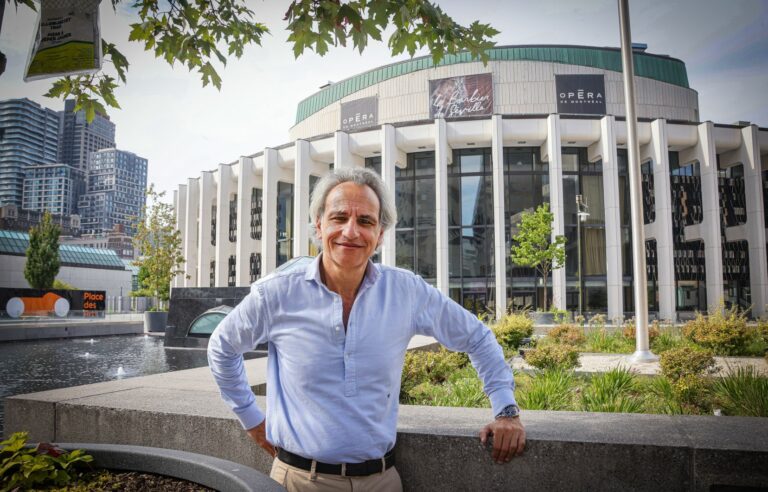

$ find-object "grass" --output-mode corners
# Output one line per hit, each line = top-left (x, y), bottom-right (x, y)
(712, 366), (768, 417)
(581, 368), (644, 413)
(517, 369), (576, 411)
(584, 329), (635, 354)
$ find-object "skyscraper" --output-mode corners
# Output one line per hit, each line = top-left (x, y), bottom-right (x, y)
(58, 99), (116, 173)
(22, 163), (85, 216)
(78, 148), (148, 235)
(0, 98), (59, 207)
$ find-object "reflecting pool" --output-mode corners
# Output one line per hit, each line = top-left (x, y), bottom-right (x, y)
(0, 335), (262, 437)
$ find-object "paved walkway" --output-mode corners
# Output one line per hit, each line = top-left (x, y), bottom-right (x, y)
(512, 352), (768, 376)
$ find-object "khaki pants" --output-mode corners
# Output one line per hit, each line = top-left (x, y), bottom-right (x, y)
(270, 457), (403, 492)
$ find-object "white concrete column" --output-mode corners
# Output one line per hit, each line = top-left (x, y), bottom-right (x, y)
(435, 118), (450, 295)
(197, 171), (215, 287)
(541, 114), (566, 310)
(215, 164), (233, 287)
(641, 119), (677, 321)
(294, 140), (311, 258)
(680, 122), (724, 311)
(262, 148), (279, 275)
(334, 131), (364, 169)
(491, 115), (507, 320)
(721, 125), (768, 317)
(173, 185), (187, 288)
(380, 124), (402, 267)
(235, 157), (255, 286)
(589, 115), (624, 321)
(183, 177), (199, 287)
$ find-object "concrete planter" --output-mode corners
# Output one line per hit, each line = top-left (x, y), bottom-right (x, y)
(56, 443), (284, 491)
(531, 312), (555, 325)
(144, 311), (168, 333)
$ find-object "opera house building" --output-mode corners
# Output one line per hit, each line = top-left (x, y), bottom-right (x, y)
(171, 45), (768, 321)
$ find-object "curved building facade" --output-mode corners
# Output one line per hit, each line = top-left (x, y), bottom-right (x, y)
(172, 45), (768, 321)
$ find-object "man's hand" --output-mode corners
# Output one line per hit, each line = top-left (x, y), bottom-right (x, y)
(246, 420), (276, 457)
(479, 417), (526, 464)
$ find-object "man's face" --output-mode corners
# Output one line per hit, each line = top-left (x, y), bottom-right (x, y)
(316, 182), (383, 272)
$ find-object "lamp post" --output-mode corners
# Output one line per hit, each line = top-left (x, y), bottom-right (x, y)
(576, 195), (590, 317)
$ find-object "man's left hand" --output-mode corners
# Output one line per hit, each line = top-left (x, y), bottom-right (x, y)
(479, 417), (526, 463)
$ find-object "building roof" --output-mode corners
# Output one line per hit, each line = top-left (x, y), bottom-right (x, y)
(294, 44), (689, 125)
(0, 230), (126, 270)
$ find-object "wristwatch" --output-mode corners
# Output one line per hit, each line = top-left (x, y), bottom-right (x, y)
(495, 404), (520, 419)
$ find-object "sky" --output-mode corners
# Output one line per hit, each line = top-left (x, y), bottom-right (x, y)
(1, 0), (767, 201)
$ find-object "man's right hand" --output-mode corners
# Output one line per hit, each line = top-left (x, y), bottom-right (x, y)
(246, 420), (276, 457)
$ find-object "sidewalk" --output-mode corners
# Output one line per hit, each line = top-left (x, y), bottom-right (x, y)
(512, 352), (768, 376)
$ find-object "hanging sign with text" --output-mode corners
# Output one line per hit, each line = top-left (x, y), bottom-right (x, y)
(340, 97), (378, 132)
(429, 73), (493, 119)
(555, 74), (606, 114)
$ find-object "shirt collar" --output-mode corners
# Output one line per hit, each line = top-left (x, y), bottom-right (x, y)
(305, 253), (382, 289)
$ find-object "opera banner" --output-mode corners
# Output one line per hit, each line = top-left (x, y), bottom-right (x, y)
(340, 96), (378, 132)
(555, 74), (606, 114)
(0, 288), (106, 318)
(429, 73), (493, 119)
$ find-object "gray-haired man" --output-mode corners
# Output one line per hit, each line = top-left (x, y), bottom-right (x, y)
(208, 168), (525, 491)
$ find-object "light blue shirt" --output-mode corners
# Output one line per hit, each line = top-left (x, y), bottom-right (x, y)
(207, 255), (517, 463)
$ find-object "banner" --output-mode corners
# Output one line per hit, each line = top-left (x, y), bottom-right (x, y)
(24, 0), (102, 81)
(555, 74), (606, 115)
(429, 73), (493, 119)
(0, 288), (106, 318)
(340, 96), (378, 132)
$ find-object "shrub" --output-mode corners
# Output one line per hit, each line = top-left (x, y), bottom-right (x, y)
(0, 432), (93, 490)
(622, 319), (660, 342)
(525, 344), (580, 371)
(659, 346), (716, 382)
(581, 368), (643, 413)
(400, 348), (469, 398)
(659, 346), (716, 409)
(645, 377), (685, 415)
(651, 326), (689, 354)
(517, 369), (575, 410)
(492, 313), (534, 350)
(547, 324), (585, 346)
(712, 366), (768, 417)
(682, 305), (751, 355)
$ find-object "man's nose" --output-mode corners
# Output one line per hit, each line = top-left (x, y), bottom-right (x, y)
(341, 218), (359, 238)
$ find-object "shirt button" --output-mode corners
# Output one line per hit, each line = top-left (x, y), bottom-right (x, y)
(335, 326), (340, 332)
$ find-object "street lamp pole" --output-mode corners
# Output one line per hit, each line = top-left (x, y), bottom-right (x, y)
(619, 0), (657, 362)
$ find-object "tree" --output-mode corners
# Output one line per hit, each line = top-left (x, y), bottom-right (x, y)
(510, 203), (566, 312)
(132, 185), (186, 306)
(13, 0), (499, 122)
(24, 211), (61, 289)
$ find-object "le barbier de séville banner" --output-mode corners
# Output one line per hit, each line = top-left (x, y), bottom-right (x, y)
(429, 73), (493, 119)
(555, 74), (606, 115)
(340, 96), (378, 132)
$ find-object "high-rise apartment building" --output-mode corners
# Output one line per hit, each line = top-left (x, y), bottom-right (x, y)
(78, 148), (148, 235)
(0, 98), (60, 206)
(22, 163), (85, 216)
(58, 99), (116, 173)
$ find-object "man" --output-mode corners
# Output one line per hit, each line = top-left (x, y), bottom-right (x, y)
(208, 168), (525, 491)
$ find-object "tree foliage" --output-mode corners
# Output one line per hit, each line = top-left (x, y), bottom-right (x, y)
(24, 211), (61, 289)
(510, 203), (566, 311)
(132, 185), (185, 304)
(14, 0), (499, 122)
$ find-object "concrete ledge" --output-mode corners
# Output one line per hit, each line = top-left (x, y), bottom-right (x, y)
(54, 442), (284, 491)
(0, 320), (143, 341)
(6, 355), (767, 491)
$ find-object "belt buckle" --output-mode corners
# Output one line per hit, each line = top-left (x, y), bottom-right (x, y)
(341, 463), (347, 477)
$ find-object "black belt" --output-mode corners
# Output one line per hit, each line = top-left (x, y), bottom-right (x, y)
(277, 448), (395, 477)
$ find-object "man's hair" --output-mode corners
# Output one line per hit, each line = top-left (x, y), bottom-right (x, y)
(309, 167), (397, 249)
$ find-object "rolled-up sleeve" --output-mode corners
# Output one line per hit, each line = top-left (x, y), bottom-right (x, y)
(207, 283), (272, 430)
(411, 277), (517, 415)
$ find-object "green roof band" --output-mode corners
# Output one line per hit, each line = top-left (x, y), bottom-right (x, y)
(294, 45), (689, 124)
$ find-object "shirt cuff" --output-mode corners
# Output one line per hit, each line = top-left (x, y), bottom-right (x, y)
(236, 401), (266, 430)
(488, 388), (518, 417)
